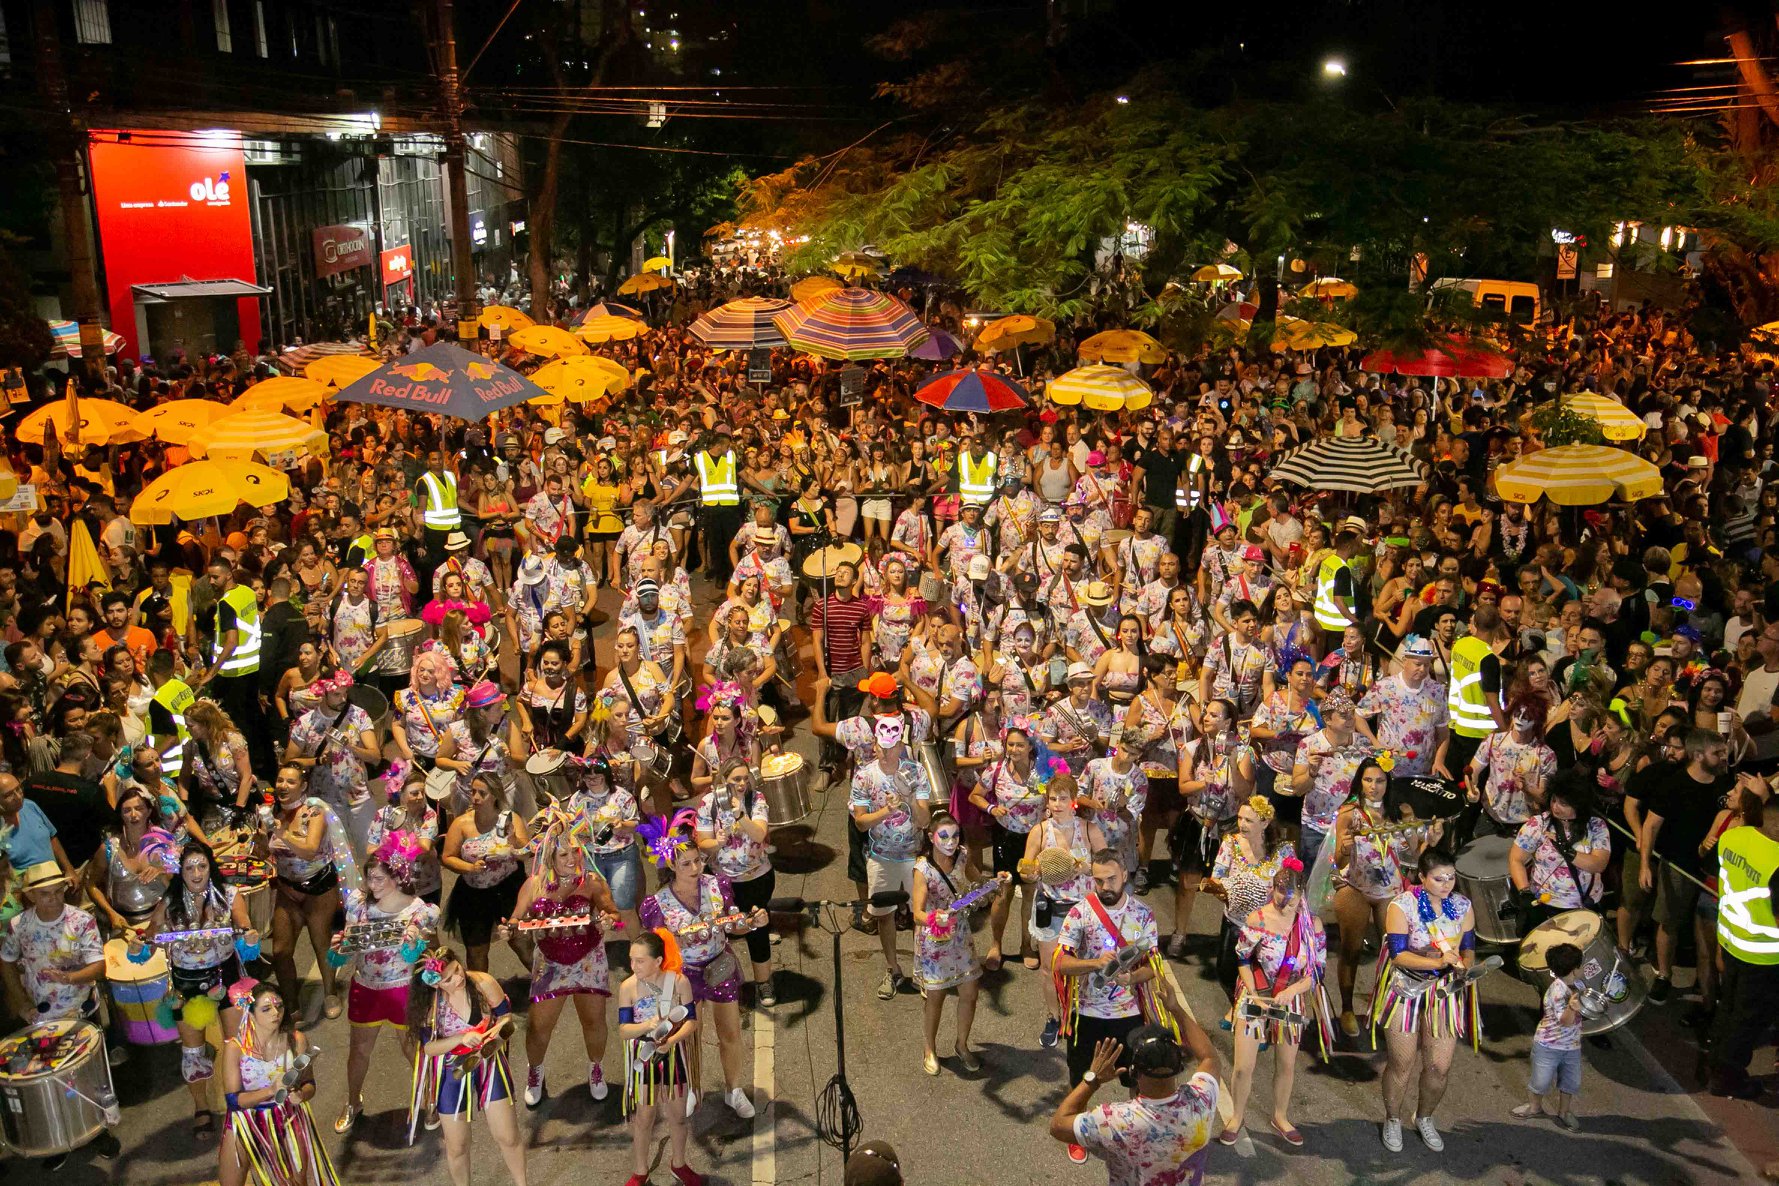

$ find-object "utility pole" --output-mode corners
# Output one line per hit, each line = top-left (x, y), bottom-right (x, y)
(32, 0), (107, 409)
(434, 0), (479, 344)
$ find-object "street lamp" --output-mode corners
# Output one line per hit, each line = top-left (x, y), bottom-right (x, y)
(1322, 58), (1347, 78)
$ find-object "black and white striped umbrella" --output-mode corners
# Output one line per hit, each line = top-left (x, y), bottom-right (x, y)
(1269, 436), (1428, 494)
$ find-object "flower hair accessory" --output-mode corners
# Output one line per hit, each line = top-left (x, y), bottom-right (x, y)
(1281, 855), (1305, 873)
(420, 953), (449, 987)
(373, 831), (425, 883)
(695, 681), (745, 714)
(1246, 794), (1276, 822)
(227, 976), (260, 1013)
(635, 808), (699, 869)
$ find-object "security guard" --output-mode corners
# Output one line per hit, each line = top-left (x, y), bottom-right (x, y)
(146, 649), (195, 781)
(198, 562), (268, 777)
(413, 449), (461, 575)
(1312, 529), (1363, 649)
(957, 435), (999, 506)
(1441, 606), (1508, 845)
(669, 427), (743, 584)
(1709, 803), (1779, 1098)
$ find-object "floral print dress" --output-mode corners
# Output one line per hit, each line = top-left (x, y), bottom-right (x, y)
(913, 857), (982, 991)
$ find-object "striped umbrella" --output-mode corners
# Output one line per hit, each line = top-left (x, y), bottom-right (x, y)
(47, 321), (125, 359)
(1558, 393), (1646, 442)
(1494, 445), (1664, 505)
(914, 368), (1029, 413)
(192, 409), (329, 462)
(771, 288), (930, 360)
(304, 355), (382, 388)
(1046, 365), (1153, 412)
(280, 342), (373, 368)
(570, 301), (644, 326)
(1270, 436), (1428, 494)
(690, 297), (792, 349)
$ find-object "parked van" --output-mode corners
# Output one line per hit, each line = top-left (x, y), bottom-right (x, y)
(1428, 278), (1542, 328)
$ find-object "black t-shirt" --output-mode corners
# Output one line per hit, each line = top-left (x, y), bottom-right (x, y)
(1640, 765), (1732, 877)
(1139, 447), (1183, 510)
(21, 769), (107, 866)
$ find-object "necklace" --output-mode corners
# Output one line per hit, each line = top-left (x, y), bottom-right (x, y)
(1415, 886), (1462, 926)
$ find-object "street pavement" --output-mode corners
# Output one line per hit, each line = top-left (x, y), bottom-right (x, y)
(34, 579), (1776, 1186)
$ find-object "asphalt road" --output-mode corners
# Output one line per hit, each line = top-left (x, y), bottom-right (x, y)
(24, 580), (1774, 1186)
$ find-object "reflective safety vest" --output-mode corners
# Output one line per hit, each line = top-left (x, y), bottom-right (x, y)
(1312, 553), (1352, 631)
(216, 585), (262, 676)
(694, 450), (739, 506)
(958, 451), (998, 505)
(151, 677), (195, 778)
(418, 471), (461, 530)
(1447, 634), (1500, 739)
(1717, 826), (1779, 964)
(350, 532), (374, 563)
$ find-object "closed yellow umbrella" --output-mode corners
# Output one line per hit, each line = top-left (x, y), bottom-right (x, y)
(1047, 365), (1153, 412)
(791, 276), (842, 305)
(977, 315), (1056, 351)
(1191, 263), (1243, 282)
(193, 409), (329, 462)
(1558, 393), (1646, 442)
(1302, 277), (1358, 299)
(618, 273), (674, 296)
(235, 376), (330, 413)
(136, 399), (232, 445)
(1079, 329), (1167, 365)
(304, 355), (382, 387)
(508, 325), (588, 358)
(479, 305), (535, 333)
(574, 315), (645, 344)
(131, 459), (290, 525)
(1494, 444), (1664, 506)
(530, 356), (631, 403)
(18, 397), (145, 445)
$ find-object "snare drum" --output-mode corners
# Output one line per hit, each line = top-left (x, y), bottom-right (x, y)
(102, 939), (179, 1045)
(0, 1020), (115, 1157)
(1519, 909), (1648, 1035)
(628, 740), (674, 785)
(348, 683), (391, 729)
(376, 618), (426, 675)
(918, 572), (950, 606)
(1454, 835), (1518, 946)
(759, 752), (811, 825)
(525, 749), (573, 803)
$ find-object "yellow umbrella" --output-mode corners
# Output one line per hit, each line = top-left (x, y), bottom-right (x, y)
(1191, 263), (1243, 282)
(1302, 277), (1358, 299)
(1494, 444), (1664, 506)
(1079, 329), (1167, 365)
(530, 356), (631, 403)
(1558, 393), (1646, 443)
(1272, 320), (1357, 351)
(479, 305), (535, 333)
(1751, 320), (1779, 344)
(618, 273), (674, 296)
(136, 399), (232, 445)
(68, 521), (107, 611)
(508, 325), (588, 358)
(18, 398), (145, 446)
(792, 276), (843, 304)
(977, 315), (1056, 351)
(1047, 365), (1154, 412)
(642, 256), (672, 273)
(304, 355), (382, 387)
(192, 409), (329, 462)
(130, 459), (291, 525)
(235, 376), (331, 413)
(831, 263), (877, 280)
(574, 315), (645, 344)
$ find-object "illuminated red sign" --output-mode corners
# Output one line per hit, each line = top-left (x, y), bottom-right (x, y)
(381, 244), (414, 286)
(312, 224), (372, 278)
(87, 130), (260, 359)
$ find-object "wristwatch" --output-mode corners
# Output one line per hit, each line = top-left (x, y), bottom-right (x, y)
(1082, 1071), (1100, 1087)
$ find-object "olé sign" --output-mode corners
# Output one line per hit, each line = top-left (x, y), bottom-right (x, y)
(313, 224), (373, 278)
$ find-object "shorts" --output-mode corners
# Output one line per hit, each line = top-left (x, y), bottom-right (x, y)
(592, 847), (643, 912)
(1528, 1042), (1582, 1096)
(1653, 862), (1703, 930)
(1169, 814), (1231, 877)
(436, 1053), (513, 1116)
(1066, 1012), (1141, 1086)
(1619, 846), (1649, 916)
(349, 981), (410, 1028)
(171, 957), (242, 1004)
(1030, 891), (1077, 944)
(866, 856), (916, 916)
(992, 823), (1034, 880)
(861, 498), (892, 523)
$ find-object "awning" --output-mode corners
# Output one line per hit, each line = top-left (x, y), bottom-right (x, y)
(132, 278), (273, 302)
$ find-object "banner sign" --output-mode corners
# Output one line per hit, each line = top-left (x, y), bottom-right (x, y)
(313, 224), (373, 278)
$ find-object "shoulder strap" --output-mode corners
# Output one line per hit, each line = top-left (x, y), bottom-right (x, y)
(1085, 891), (1129, 947)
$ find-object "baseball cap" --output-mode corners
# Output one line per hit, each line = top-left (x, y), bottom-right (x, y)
(543, 426), (566, 445)
(1241, 544), (1264, 561)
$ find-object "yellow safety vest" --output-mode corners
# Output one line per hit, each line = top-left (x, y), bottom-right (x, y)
(418, 470), (461, 530)
(958, 451), (998, 505)
(217, 584), (262, 676)
(1312, 553), (1352, 631)
(350, 532), (374, 562)
(695, 450), (739, 506)
(1717, 826), (1779, 964)
(1447, 634), (1499, 739)
(151, 677), (195, 778)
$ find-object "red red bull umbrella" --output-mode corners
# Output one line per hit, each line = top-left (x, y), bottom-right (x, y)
(914, 367), (1028, 413)
(333, 342), (548, 420)
(1361, 336), (1512, 379)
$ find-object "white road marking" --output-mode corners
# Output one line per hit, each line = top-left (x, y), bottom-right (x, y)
(752, 1002), (777, 1186)
(1160, 960), (1252, 1156)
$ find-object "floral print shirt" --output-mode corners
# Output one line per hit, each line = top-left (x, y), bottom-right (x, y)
(1470, 733), (1557, 826)
(1513, 813), (1609, 909)
(848, 752), (932, 861)
(1, 905), (103, 1020)
(1357, 674), (1448, 777)
(1057, 893), (1158, 1018)
(1071, 1074), (1219, 1186)
(695, 790), (772, 881)
(1294, 730), (1376, 834)
(288, 704), (375, 803)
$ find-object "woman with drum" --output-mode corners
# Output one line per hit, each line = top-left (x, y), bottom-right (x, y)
(694, 758), (776, 1006)
(368, 771), (443, 905)
(284, 671), (381, 857)
(498, 810), (621, 1108)
(391, 648), (465, 777)
(182, 701), (255, 828)
(219, 981), (340, 1186)
(1022, 772), (1105, 1049)
(1166, 698), (1256, 959)
(268, 765), (355, 1022)
(911, 811), (1006, 1075)
(983, 619), (1052, 722)
(1122, 654), (1191, 895)
(442, 774), (532, 974)
(1332, 757), (1440, 1036)
(689, 692), (761, 799)
(131, 841), (260, 1136)
(1219, 859), (1330, 1148)
(330, 838), (437, 1134)
(637, 813), (766, 1119)
(603, 627), (683, 812)
(1509, 772), (1610, 936)
(969, 725), (1047, 972)
(1374, 847), (1478, 1155)
(516, 641), (588, 757)
(433, 680), (514, 818)
(85, 785), (179, 936)
(407, 946), (530, 1186)
(566, 753), (644, 942)
(617, 929), (700, 1186)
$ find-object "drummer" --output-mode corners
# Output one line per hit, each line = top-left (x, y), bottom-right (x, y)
(694, 759), (776, 1006)
(435, 680), (515, 818)
(131, 842), (261, 1134)
(0, 862), (105, 1025)
(284, 671), (381, 858)
(1465, 695), (1558, 835)
(84, 785), (179, 937)
(366, 771), (444, 905)
(1508, 771), (1611, 935)
(689, 688), (762, 798)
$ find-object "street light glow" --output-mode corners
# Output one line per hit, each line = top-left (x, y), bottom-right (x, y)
(1323, 58), (1347, 78)
(1115, 95), (1130, 105)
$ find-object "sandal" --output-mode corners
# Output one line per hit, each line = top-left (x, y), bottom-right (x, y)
(984, 950), (1004, 973)
(1021, 951), (1041, 971)
(1269, 1118), (1304, 1147)
(192, 1110), (216, 1139)
(323, 994), (343, 1020)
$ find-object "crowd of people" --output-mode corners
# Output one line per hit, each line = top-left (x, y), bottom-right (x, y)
(0, 271), (1776, 1186)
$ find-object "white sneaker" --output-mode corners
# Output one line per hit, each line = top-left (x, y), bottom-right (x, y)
(523, 1066), (545, 1107)
(726, 1087), (755, 1119)
(1380, 1118), (1403, 1152)
(1414, 1115), (1444, 1152)
(588, 1062), (609, 1101)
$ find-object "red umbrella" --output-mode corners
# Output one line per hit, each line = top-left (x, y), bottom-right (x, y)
(914, 368), (1029, 413)
(1361, 337), (1512, 379)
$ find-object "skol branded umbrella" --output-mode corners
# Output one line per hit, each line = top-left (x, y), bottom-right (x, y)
(690, 297), (792, 350)
(304, 355), (382, 388)
(1191, 263), (1243, 282)
(479, 305), (535, 333)
(1078, 329), (1167, 365)
(332, 342), (548, 421)
(191, 409), (329, 462)
(575, 315), (646, 345)
(508, 325), (588, 358)
(136, 399), (231, 445)
(234, 376), (330, 413)
(1302, 277), (1358, 298)
(771, 288), (930, 360)
(977, 315), (1056, 351)
(1558, 393), (1646, 442)
(18, 397), (145, 445)
(618, 273), (674, 296)
(529, 356), (632, 404)
(131, 459), (290, 525)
